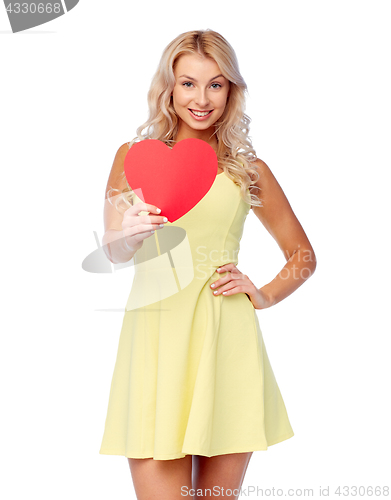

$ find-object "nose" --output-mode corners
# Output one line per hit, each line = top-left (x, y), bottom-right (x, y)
(194, 88), (210, 108)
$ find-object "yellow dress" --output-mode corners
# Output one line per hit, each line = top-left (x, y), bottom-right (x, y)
(99, 167), (294, 461)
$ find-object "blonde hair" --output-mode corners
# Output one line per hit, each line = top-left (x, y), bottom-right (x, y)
(108, 29), (263, 211)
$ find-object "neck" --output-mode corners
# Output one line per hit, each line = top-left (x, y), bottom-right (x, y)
(173, 121), (218, 153)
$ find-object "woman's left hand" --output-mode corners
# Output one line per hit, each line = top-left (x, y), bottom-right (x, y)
(210, 263), (273, 310)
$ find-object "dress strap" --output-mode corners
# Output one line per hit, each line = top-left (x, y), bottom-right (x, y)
(128, 142), (131, 150)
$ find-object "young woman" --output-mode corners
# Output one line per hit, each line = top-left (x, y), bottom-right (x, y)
(99, 29), (316, 499)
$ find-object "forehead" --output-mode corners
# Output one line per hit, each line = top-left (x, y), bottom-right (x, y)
(174, 53), (222, 76)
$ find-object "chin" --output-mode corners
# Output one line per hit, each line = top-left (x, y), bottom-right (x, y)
(183, 116), (218, 130)
(188, 121), (213, 129)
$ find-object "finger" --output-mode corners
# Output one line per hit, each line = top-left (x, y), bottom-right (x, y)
(212, 276), (247, 293)
(213, 272), (244, 289)
(212, 269), (246, 289)
(123, 223), (163, 238)
(216, 263), (235, 273)
(212, 282), (247, 296)
(229, 267), (247, 279)
(126, 202), (163, 217)
(134, 214), (168, 226)
(124, 227), (159, 249)
(136, 202), (163, 215)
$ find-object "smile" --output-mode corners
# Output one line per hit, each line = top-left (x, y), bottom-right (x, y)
(188, 109), (214, 121)
(189, 109), (213, 117)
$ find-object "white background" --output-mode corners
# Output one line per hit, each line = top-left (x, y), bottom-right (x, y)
(1, 0), (390, 498)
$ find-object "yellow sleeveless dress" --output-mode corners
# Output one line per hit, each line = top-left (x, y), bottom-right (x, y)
(99, 160), (294, 460)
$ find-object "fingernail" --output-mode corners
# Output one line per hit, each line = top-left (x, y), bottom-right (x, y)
(156, 208), (161, 213)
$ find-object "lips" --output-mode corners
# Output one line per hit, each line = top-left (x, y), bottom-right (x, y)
(189, 109), (213, 116)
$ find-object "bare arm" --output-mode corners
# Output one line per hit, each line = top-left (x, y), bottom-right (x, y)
(102, 143), (136, 264)
(250, 158), (317, 306)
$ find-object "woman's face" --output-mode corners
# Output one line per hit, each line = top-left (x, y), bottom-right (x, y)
(172, 53), (230, 134)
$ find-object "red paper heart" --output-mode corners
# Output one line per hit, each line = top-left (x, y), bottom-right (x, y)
(124, 138), (219, 222)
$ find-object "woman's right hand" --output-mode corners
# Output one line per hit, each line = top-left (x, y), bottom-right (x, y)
(121, 202), (168, 253)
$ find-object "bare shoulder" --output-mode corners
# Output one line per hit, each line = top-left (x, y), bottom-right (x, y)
(250, 157), (274, 182)
(105, 142), (131, 197)
(111, 141), (132, 175)
(248, 157), (281, 209)
(249, 156), (293, 232)
(249, 157), (315, 260)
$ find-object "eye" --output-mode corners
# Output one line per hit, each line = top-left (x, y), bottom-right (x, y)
(211, 83), (222, 89)
(182, 82), (194, 88)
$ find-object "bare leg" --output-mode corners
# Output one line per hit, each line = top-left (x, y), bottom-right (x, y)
(127, 454), (193, 500)
(192, 452), (253, 499)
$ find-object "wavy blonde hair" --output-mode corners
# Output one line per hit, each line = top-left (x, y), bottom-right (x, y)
(108, 28), (263, 211)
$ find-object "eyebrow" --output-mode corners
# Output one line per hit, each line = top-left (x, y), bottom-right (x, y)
(178, 74), (224, 82)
